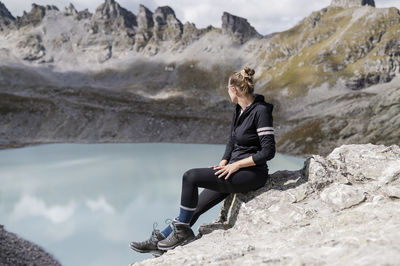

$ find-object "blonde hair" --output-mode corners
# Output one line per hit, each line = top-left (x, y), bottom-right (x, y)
(229, 66), (255, 95)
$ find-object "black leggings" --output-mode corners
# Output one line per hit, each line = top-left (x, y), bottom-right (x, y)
(180, 166), (269, 227)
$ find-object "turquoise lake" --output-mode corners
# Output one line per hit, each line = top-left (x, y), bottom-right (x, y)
(0, 143), (305, 265)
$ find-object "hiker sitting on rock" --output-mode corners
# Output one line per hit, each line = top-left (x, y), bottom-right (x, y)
(130, 66), (276, 256)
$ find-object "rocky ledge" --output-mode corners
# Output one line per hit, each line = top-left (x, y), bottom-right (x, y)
(0, 225), (61, 265)
(132, 143), (400, 265)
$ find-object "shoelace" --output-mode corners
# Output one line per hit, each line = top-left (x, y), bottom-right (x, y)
(152, 221), (158, 231)
(143, 222), (159, 244)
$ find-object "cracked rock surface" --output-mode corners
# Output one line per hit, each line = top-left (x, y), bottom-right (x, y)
(132, 143), (400, 265)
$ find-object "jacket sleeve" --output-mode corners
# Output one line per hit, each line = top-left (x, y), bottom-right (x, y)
(251, 105), (276, 166)
(221, 109), (235, 162)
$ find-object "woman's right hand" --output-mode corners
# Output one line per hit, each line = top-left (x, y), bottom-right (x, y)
(209, 160), (228, 169)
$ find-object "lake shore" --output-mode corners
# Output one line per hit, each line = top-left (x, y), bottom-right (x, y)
(0, 224), (61, 266)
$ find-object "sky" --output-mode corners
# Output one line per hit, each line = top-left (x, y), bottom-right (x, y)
(1, 0), (399, 35)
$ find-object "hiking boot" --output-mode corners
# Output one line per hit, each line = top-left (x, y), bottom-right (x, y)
(130, 223), (166, 257)
(157, 220), (196, 251)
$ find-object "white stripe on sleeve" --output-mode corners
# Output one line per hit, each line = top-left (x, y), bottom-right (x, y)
(256, 127), (274, 132)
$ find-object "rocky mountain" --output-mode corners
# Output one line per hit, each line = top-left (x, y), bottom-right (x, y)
(15, 4), (59, 28)
(256, 0), (400, 155)
(221, 11), (262, 44)
(0, 1), (14, 31)
(0, 0), (399, 157)
(132, 143), (400, 265)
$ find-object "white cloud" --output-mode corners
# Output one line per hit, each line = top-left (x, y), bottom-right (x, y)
(1, 0), (399, 35)
(45, 157), (99, 169)
(10, 194), (76, 223)
(86, 196), (115, 214)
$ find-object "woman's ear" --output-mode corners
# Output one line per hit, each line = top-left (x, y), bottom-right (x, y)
(232, 86), (240, 96)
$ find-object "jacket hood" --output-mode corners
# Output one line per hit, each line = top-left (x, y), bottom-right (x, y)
(236, 93), (272, 113)
(234, 93), (273, 127)
(254, 93), (265, 103)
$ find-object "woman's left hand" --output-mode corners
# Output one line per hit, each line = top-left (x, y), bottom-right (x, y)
(213, 163), (240, 180)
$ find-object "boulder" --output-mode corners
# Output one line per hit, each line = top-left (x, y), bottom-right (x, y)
(0, 225), (61, 265)
(132, 143), (400, 265)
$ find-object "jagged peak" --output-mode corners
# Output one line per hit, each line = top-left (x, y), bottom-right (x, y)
(31, 3), (59, 12)
(96, 0), (124, 15)
(63, 3), (78, 16)
(330, 0), (375, 8)
(0, 1), (15, 20)
(94, 0), (137, 27)
(221, 11), (262, 44)
(20, 3), (59, 17)
(16, 2), (59, 28)
(153, 6), (179, 25)
(137, 4), (154, 29)
(154, 6), (176, 16)
(139, 4), (152, 14)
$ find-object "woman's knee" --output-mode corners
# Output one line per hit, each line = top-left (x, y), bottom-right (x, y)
(182, 168), (198, 184)
(183, 167), (212, 184)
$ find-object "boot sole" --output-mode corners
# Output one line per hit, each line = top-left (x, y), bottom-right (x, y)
(157, 235), (196, 251)
(130, 244), (165, 256)
(151, 250), (166, 257)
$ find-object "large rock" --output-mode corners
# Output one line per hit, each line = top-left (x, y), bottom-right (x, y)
(331, 0), (375, 8)
(0, 225), (61, 265)
(221, 11), (262, 44)
(152, 6), (183, 42)
(132, 143), (400, 265)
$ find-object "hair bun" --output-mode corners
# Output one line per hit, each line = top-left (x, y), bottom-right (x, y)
(243, 66), (255, 77)
(230, 66), (255, 95)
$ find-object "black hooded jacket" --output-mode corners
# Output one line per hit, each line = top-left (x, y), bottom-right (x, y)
(221, 93), (276, 169)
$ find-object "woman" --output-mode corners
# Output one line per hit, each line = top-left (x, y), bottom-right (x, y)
(130, 66), (276, 256)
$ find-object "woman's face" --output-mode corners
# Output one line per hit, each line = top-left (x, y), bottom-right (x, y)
(228, 78), (238, 103)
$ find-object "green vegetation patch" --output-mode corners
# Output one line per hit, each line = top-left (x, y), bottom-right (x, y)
(277, 118), (324, 155)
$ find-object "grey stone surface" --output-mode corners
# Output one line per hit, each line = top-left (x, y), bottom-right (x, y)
(0, 225), (61, 266)
(132, 143), (400, 265)
(221, 11), (262, 44)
